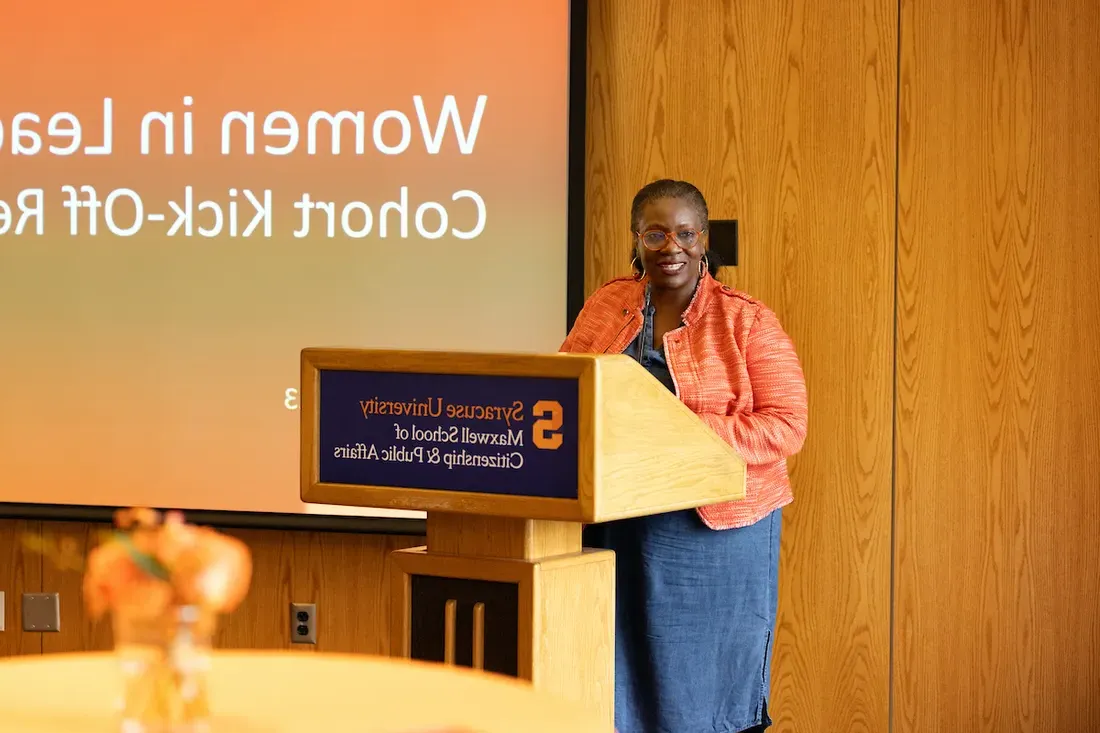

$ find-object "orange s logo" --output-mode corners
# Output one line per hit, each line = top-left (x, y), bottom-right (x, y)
(532, 400), (563, 450)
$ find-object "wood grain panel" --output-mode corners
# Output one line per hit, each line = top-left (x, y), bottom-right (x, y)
(586, 2), (896, 731)
(0, 519), (43, 656)
(895, 0), (1100, 731)
(38, 522), (112, 654)
(2, 520), (423, 656)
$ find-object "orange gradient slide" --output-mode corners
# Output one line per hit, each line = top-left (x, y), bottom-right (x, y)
(0, 1), (576, 518)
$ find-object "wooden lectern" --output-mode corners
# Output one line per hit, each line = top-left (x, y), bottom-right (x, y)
(299, 348), (746, 730)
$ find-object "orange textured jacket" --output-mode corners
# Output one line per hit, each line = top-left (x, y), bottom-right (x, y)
(560, 272), (808, 530)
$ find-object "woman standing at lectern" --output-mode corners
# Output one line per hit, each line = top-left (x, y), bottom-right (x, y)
(560, 180), (808, 733)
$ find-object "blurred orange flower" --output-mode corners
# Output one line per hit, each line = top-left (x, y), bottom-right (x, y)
(83, 508), (252, 621)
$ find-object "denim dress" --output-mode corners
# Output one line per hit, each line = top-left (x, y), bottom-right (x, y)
(582, 288), (782, 733)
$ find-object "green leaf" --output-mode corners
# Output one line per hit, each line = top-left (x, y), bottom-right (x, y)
(114, 532), (171, 581)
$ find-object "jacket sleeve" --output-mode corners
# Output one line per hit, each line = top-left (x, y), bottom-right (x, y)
(559, 291), (600, 353)
(698, 306), (808, 465)
(559, 321), (580, 353)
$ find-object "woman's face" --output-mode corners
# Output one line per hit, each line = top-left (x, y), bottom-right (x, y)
(635, 197), (707, 292)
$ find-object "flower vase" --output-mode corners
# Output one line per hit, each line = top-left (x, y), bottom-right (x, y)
(113, 604), (215, 733)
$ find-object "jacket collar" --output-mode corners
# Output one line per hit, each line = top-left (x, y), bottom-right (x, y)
(627, 271), (715, 326)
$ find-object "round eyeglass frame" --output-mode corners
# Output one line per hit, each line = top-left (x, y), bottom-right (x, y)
(635, 227), (707, 251)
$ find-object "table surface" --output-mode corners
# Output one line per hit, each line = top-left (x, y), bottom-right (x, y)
(0, 650), (609, 733)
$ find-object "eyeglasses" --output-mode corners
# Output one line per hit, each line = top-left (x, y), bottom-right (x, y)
(635, 228), (706, 251)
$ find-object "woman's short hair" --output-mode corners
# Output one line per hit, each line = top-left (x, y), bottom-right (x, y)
(629, 179), (721, 277)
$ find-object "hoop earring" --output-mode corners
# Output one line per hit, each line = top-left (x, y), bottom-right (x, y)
(631, 256), (644, 280)
(699, 255), (710, 276)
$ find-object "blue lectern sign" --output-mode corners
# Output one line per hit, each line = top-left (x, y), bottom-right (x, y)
(317, 369), (580, 499)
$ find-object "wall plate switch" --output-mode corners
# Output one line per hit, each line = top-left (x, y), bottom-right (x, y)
(0, 591), (5, 631)
(22, 593), (60, 632)
(290, 603), (317, 644)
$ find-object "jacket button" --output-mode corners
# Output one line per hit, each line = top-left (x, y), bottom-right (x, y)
(622, 308), (629, 315)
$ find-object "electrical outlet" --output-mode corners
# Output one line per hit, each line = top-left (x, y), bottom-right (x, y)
(290, 603), (317, 644)
(22, 593), (60, 632)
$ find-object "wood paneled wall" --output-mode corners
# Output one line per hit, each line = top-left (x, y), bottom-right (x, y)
(2, 2), (1098, 732)
(0, 519), (422, 657)
(0, 520), (41, 657)
(894, 0), (1100, 731)
(587, 1), (897, 732)
(586, 0), (1099, 731)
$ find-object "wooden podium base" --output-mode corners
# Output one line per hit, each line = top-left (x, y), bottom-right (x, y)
(390, 513), (615, 728)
